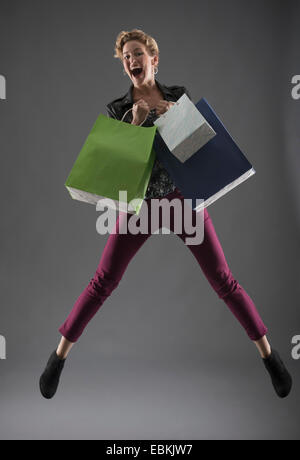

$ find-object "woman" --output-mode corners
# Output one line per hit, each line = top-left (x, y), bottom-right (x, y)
(39, 29), (292, 399)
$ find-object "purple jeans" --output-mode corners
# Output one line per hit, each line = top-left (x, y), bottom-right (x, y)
(58, 188), (268, 342)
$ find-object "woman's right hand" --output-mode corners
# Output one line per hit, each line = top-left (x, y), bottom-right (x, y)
(131, 99), (150, 125)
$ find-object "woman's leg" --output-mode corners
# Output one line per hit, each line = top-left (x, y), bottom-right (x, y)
(253, 336), (272, 358)
(169, 189), (268, 343)
(40, 204), (154, 398)
(56, 336), (74, 359)
(167, 189), (291, 398)
(58, 207), (152, 345)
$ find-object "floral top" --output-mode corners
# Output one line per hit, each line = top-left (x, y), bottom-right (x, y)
(124, 107), (176, 200)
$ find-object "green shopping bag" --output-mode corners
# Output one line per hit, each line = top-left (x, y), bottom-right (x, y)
(65, 114), (157, 215)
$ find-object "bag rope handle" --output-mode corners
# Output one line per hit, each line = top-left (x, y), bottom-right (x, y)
(121, 100), (179, 126)
(120, 107), (148, 126)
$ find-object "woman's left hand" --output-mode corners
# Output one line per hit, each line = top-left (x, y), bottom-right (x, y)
(155, 100), (175, 116)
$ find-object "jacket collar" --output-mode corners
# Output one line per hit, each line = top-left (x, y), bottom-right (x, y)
(119, 79), (175, 108)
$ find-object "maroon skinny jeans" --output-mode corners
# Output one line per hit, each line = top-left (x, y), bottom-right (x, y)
(58, 188), (268, 343)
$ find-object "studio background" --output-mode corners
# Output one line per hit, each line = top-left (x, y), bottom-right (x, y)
(0, 0), (299, 440)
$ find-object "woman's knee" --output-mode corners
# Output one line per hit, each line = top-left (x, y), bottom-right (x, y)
(212, 267), (239, 299)
(86, 268), (120, 299)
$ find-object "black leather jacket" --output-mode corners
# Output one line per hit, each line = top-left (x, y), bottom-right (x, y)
(106, 78), (192, 123)
(105, 79), (192, 199)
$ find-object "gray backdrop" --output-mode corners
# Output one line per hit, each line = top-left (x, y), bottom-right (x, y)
(0, 0), (299, 440)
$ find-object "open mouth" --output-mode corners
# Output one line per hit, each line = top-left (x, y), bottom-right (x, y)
(131, 68), (143, 77)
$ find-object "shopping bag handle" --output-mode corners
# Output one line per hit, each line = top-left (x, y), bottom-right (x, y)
(121, 100), (180, 126)
(121, 107), (148, 126)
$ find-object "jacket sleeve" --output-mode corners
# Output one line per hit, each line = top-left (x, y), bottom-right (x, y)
(106, 104), (117, 119)
(107, 103), (133, 124)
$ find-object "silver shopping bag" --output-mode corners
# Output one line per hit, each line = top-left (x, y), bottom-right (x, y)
(153, 93), (216, 163)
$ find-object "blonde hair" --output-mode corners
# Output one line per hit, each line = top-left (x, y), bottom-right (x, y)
(113, 28), (159, 62)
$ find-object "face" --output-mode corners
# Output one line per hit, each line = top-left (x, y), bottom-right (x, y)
(122, 40), (158, 85)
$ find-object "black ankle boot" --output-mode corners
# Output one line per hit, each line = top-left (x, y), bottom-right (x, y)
(39, 350), (66, 399)
(262, 349), (292, 398)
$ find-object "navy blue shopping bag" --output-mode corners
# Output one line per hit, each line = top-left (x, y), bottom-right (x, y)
(153, 98), (255, 211)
